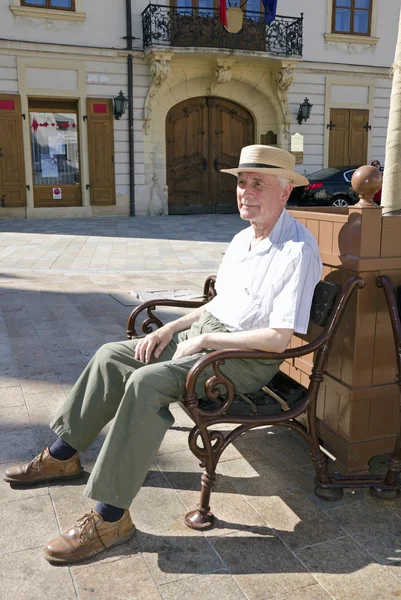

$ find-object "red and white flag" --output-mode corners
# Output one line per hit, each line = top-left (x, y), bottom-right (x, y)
(219, 0), (227, 26)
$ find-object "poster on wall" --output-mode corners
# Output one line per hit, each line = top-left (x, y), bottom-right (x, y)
(48, 135), (66, 156)
(53, 188), (62, 200)
(41, 154), (59, 178)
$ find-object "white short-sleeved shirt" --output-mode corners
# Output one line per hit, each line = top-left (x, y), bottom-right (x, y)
(207, 209), (323, 335)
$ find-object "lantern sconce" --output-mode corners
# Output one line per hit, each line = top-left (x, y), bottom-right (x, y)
(112, 91), (129, 120)
(297, 97), (313, 125)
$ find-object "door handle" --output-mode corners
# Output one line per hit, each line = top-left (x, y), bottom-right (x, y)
(0, 148), (4, 158)
(213, 158), (219, 172)
(1, 194), (7, 207)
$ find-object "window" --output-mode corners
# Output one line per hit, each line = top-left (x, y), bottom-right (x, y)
(332, 0), (372, 35)
(21, 0), (74, 10)
(344, 169), (356, 183)
(29, 100), (80, 188)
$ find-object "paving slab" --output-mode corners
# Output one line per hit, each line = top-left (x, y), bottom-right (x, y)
(0, 547), (77, 600)
(295, 535), (401, 600)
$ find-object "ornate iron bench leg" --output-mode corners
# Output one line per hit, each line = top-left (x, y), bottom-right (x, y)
(184, 419), (217, 530)
(371, 276), (401, 499)
(308, 358), (344, 500)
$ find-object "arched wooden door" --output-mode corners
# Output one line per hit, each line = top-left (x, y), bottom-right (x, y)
(166, 97), (254, 214)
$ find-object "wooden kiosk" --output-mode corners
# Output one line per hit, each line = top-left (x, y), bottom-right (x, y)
(287, 165), (401, 474)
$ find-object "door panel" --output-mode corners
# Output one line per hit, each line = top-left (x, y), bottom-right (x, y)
(329, 108), (349, 168)
(167, 98), (209, 214)
(87, 98), (116, 206)
(0, 94), (26, 207)
(210, 97), (254, 212)
(166, 96), (254, 214)
(329, 108), (369, 168)
(349, 109), (369, 166)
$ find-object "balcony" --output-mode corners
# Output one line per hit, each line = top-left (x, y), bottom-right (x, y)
(142, 4), (303, 57)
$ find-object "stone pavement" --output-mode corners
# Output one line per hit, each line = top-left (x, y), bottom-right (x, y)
(0, 215), (244, 273)
(1, 216), (401, 600)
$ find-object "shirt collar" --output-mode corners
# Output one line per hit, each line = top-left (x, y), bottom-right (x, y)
(245, 209), (289, 256)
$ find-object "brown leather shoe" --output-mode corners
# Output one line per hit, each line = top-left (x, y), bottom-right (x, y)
(43, 509), (135, 565)
(3, 448), (84, 485)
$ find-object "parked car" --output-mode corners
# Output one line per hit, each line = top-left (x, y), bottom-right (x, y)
(287, 166), (360, 207)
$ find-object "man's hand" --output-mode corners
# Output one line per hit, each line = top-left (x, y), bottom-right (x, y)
(172, 335), (206, 360)
(135, 326), (174, 364)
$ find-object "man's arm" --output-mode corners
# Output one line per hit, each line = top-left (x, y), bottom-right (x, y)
(172, 327), (294, 360)
(135, 304), (207, 363)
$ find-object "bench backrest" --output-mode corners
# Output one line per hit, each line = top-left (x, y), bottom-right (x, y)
(310, 280), (341, 327)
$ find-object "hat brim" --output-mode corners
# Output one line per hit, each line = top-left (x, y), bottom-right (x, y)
(221, 167), (309, 187)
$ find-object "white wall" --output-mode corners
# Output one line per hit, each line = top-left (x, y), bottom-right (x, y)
(273, 0), (400, 68)
(0, 54), (18, 93)
(289, 71), (326, 175)
(0, 0), (126, 49)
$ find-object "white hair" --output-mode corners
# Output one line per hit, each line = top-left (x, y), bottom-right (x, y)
(278, 176), (291, 189)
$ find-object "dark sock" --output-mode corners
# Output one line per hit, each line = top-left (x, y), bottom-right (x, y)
(49, 438), (77, 461)
(94, 502), (125, 523)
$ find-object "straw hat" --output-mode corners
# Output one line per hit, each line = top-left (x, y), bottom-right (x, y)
(221, 145), (309, 187)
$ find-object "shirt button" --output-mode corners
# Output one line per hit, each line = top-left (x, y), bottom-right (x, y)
(245, 288), (249, 294)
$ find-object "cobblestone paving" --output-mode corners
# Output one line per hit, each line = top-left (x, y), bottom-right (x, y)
(1, 216), (401, 600)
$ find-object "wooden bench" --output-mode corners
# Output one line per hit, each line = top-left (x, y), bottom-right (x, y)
(127, 274), (401, 530)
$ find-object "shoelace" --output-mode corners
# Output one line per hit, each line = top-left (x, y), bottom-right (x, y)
(28, 449), (47, 472)
(76, 510), (107, 549)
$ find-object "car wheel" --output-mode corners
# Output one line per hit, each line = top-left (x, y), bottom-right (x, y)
(331, 196), (349, 207)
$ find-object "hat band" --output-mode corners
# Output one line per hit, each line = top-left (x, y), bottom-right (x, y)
(238, 162), (284, 169)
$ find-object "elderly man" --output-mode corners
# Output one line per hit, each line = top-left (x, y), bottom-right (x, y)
(4, 145), (322, 565)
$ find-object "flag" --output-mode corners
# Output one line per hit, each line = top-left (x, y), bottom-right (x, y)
(262, 0), (277, 24)
(219, 0), (227, 27)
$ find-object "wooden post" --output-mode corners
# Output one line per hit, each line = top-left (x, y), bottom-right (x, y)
(288, 166), (401, 474)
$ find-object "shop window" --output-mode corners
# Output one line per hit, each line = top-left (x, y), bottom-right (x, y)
(28, 99), (82, 207)
(291, 132), (304, 164)
(332, 0), (372, 36)
(21, 0), (75, 10)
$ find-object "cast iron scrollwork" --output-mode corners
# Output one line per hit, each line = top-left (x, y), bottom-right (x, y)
(142, 4), (303, 57)
(141, 306), (164, 334)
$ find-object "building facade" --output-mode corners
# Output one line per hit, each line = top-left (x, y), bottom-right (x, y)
(0, 0), (399, 218)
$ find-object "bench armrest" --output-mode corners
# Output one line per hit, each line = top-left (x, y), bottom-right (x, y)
(126, 298), (209, 338)
(126, 275), (217, 338)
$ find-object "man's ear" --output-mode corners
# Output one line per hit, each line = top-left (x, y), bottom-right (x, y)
(282, 183), (293, 203)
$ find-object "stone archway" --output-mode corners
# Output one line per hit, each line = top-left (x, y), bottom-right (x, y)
(139, 59), (286, 216)
(166, 96), (254, 214)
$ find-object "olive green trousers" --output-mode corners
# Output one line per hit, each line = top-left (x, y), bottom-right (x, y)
(50, 312), (281, 508)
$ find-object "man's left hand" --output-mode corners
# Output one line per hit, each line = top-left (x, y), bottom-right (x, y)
(172, 335), (207, 360)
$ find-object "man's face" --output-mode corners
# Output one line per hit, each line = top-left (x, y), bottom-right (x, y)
(236, 172), (293, 223)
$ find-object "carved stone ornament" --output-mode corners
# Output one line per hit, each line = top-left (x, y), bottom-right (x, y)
(143, 53), (173, 134)
(274, 66), (294, 142)
(14, 15), (82, 30)
(275, 66), (294, 101)
(324, 40), (375, 54)
(208, 58), (235, 95)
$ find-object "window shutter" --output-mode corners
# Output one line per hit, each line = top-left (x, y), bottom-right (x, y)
(87, 98), (116, 205)
(0, 94), (26, 207)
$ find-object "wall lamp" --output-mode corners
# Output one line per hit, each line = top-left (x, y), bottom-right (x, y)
(297, 97), (313, 125)
(112, 91), (129, 120)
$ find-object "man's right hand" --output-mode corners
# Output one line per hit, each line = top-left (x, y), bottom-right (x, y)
(134, 325), (174, 364)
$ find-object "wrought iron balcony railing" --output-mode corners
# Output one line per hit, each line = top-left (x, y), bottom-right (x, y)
(142, 4), (303, 56)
